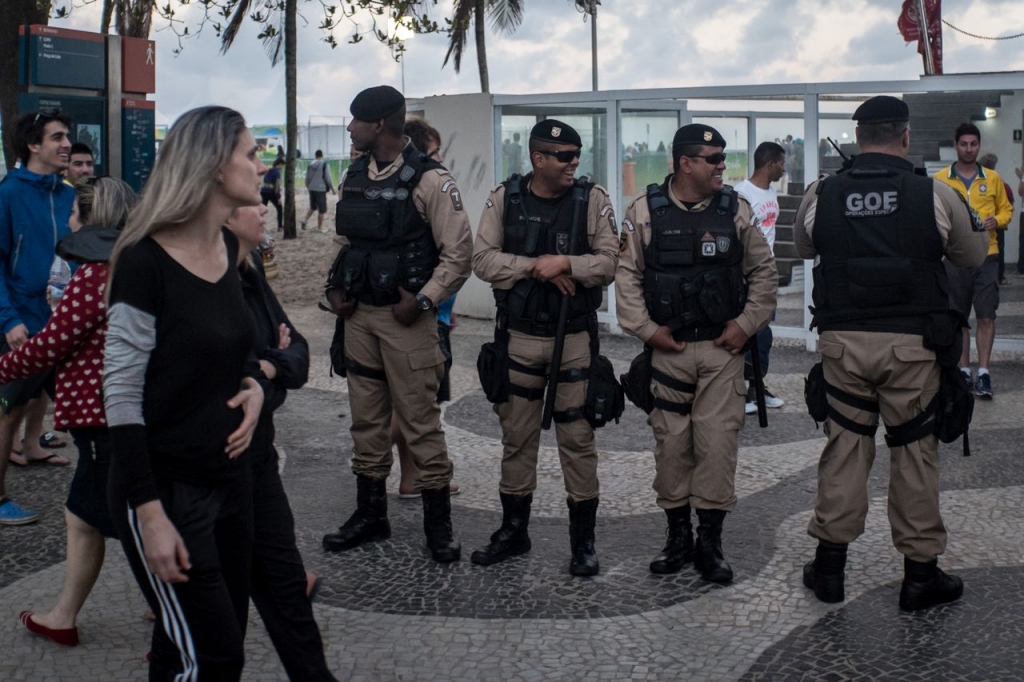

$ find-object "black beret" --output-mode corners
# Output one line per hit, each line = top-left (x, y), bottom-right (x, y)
(530, 119), (582, 147)
(350, 85), (405, 122)
(852, 96), (909, 125)
(672, 123), (726, 150)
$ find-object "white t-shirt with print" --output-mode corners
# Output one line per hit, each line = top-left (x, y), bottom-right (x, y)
(735, 179), (779, 254)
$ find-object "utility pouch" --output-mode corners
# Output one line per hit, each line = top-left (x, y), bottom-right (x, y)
(934, 364), (974, 454)
(922, 311), (966, 369)
(335, 198), (390, 240)
(329, 316), (346, 378)
(804, 361), (829, 423)
(621, 346), (655, 414)
(367, 251), (400, 294)
(477, 328), (510, 404)
(584, 354), (625, 428)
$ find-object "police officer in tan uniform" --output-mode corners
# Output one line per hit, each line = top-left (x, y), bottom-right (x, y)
(616, 123), (777, 584)
(795, 96), (987, 610)
(471, 120), (618, 576)
(322, 86), (473, 563)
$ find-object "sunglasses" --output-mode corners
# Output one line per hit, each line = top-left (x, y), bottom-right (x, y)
(687, 152), (727, 165)
(34, 107), (61, 124)
(537, 149), (582, 163)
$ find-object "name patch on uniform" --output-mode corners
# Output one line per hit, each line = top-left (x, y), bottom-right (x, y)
(844, 191), (898, 217)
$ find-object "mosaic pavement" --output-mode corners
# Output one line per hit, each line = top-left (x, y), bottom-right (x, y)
(4, 312), (1024, 681)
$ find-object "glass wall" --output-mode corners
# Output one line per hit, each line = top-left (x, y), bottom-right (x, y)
(498, 105), (609, 187)
(489, 77), (1024, 349)
(620, 109), (680, 209)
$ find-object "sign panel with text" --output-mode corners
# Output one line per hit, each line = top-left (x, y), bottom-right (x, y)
(20, 25), (106, 91)
(122, 99), (156, 192)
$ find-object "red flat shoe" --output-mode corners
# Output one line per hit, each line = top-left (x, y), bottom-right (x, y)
(20, 611), (79, 646)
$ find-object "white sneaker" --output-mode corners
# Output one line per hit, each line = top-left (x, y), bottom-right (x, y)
(744, 400), (757, 415)
(763, 389), (785, 409)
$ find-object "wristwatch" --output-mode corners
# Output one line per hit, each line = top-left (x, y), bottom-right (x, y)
(415, 293), (434, 311)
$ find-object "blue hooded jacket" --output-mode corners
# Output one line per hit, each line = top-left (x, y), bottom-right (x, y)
(0, 167), (73, 336)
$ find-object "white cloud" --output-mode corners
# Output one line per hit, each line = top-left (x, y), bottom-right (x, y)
(50, 0), (1024, 125)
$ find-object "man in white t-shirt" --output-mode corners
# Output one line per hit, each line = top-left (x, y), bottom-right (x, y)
(735, 141), (786, 414)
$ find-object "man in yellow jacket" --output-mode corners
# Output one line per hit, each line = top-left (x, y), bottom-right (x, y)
(934, 123), (1013, 399)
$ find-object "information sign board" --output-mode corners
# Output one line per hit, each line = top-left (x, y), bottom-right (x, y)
(20, 25), (106, 91)
(122, 99), (156, 192)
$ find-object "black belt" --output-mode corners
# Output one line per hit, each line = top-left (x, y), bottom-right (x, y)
(507, 315), (592, 337)
(671, 326), (724, 342)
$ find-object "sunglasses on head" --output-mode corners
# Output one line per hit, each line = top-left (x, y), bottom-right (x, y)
(538, 149), (582, 163)
(34, 107), (61, 124)
(686, 152), (727, 165)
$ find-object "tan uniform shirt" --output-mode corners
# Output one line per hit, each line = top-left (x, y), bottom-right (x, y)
(615, 183), (778, 342)
(473, 182), (619, 289)
(794, 176), (988, 269)
(338, 143), (474, 305)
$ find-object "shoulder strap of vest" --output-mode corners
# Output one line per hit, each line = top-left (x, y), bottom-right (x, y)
(645, 182), (671, 216)
(395, 144), (441, 189)
(716, 185), (739, 216)
(347, 153), (369, 177)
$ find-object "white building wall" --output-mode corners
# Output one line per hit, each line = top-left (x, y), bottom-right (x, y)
(424, 93), (498, 320)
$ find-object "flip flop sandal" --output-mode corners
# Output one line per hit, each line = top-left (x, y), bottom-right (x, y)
(9, 450), (27, 467)
(39, 432), (68, 449)
(27, 453), (71, 467)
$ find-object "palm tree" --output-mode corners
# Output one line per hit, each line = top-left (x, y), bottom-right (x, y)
(443, 0), (523, 93)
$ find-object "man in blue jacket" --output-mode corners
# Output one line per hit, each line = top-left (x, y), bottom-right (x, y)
(0, 110), (74, 525)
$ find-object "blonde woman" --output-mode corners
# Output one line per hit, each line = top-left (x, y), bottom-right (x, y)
(104, 106), (265, 681)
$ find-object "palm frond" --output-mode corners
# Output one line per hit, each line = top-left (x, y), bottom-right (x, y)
(488, 0), (524, 36)
(442, 0), (476, 71)
(220, 0), (253, 53)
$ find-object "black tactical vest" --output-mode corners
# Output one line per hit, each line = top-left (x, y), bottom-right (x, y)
(334, 144), (441, 305)
(495, 173), (602, 336)
(811, 153), (948, 334)
(642, 180), (746, 338)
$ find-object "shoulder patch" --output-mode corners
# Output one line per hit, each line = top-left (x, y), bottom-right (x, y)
(619, 231), (629, 253)
(441, 179), (456, 194)
(485, 198), (494, 209)
(623, 218), (635, 232)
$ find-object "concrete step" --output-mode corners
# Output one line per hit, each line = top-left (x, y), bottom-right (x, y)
(775, 257), (802, 288)
(779, 194), (803, 210)
(775, 225), (793, 243)
(774, 241), (801, 260)
(779, 208), (796, 225)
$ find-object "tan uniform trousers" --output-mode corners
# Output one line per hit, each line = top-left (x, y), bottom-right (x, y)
(496, 329), (598, 502)
(345, 303), (453, 490)
(650, 341), (746, 512)
(807, 331), (945, 563)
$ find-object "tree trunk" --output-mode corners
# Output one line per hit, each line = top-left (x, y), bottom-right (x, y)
(474, 0), (488, 93)
(1, 0), (51, 169)
(282, 0), (297, 239)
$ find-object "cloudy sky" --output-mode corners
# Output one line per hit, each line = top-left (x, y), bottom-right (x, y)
(52, 0), (1024, 125)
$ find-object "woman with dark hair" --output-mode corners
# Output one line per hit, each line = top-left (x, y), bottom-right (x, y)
(226, 203), (337, 681)
(104, 105), (265, 681)
(8, 177), (138, 647)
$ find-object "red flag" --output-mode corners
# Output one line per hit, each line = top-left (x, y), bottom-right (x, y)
(897, 0), (943, 74)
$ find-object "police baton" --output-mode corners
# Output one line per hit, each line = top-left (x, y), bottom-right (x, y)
(748, 333), (768, 428)
(542, 178), (589, 430)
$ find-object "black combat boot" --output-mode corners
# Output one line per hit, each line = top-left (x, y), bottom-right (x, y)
(322, 475), (390, 552)
(694, 509), (733, 584)
(567, 497), (600, 576)
(802, 540), (848, 603)
(471, 493), (533, 566)
(421, 486), (462, 563)
(899, 557), (964, 611)
(649, 505), (694, 574)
